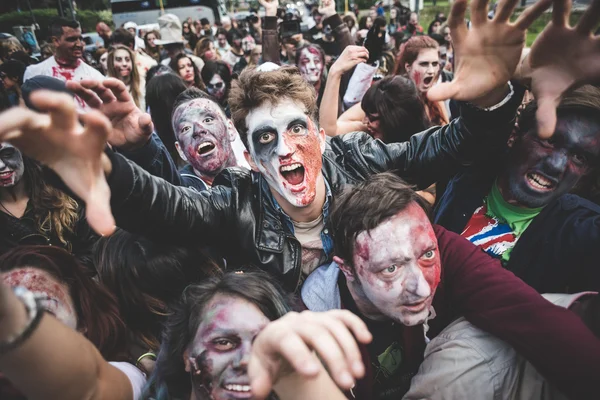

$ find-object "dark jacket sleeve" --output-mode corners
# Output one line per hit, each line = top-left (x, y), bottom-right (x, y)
(330, 85), (524, 189)
(105, 149), (237, 247)
(325, 13), (355, 115)
(434, 225), (600, 399)
(117, 133), (183, 185)
(262, 16), (280, 65)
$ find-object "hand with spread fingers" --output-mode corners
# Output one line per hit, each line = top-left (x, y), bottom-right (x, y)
(427, 0), (553, 108)
(330, 45), (370, 77)
(318, 0), (337, 19)
(0, 91), (115, 236)
(249, 310), (372, 400)
(66, 78), (154, 151)
(520, 0), (600, 138)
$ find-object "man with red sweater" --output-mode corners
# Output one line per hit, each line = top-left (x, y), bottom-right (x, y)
(301, 172), (600, 399)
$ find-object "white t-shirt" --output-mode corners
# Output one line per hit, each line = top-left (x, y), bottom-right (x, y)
(109, 361), (147, 400)
(23, 57), (105, 112)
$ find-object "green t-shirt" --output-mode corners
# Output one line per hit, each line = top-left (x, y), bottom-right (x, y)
(461, 183), (543, 263)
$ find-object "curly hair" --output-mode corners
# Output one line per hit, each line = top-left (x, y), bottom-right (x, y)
(229, 66), (317, 147)
(24, 157), (79, 250)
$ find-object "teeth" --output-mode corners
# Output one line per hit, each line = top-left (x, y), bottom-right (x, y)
(0, 171), (11, 177)
(280, 163), (302, 172)
(198, 142), (213, 149)
(528, 173), (552, 189)
(225, 384), (251, 392)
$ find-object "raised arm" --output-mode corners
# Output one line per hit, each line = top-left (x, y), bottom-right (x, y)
(0, 282), (132, 400)
(435, 226), (600, 399)
(259, 0), (280, 65)
(319, 46), (369, 136)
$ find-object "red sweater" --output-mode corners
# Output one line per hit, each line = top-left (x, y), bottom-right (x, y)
(342, 225), (600, 399)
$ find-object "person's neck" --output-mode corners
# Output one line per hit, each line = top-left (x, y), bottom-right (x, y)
(313, 79), (322, 93)
(496, 175), (530, 208)
(54, 54), (78, 68)
(346, 279), (389, 322)
(273, 174), (327, 223)
(231, 47), (243, 56)
(194, 151), (238, 186)
(0, 180), (29, 218)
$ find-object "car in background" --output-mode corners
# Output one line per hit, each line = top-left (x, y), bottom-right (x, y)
(82, 32), (103, 53)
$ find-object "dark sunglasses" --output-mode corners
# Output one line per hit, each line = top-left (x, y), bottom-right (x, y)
(207, 82), (224, 90)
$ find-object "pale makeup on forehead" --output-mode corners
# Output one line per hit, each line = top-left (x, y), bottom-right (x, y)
(2, 268), (78, 330)
(173, 98), (225, 129)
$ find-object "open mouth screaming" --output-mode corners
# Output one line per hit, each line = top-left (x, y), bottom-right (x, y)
(525, 171), (556, 192)
(197, 141), (216, 156)
(280, 162), (305, 186)
(423, 76), (434, 86)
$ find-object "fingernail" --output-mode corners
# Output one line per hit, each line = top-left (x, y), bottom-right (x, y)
(302, 361), (320, 374)
(352, 361), (364, 376)
(340, 371), (354, 388)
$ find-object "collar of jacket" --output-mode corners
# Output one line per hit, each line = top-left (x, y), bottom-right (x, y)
(255, 171), (333, 253)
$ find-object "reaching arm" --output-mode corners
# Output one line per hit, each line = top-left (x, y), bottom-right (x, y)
(0, 283), (133, 400)
(319, 46), (369, 137)
(435, 226), (600, 399)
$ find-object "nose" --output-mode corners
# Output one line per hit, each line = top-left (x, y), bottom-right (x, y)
(277, 135), (293, 157)
(543, 150), (568, 176)
(232, 344), (251, 370)
(405, 266), (431, 299)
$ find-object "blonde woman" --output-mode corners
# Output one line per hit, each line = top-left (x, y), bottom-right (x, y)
(107, 45), (145, 110)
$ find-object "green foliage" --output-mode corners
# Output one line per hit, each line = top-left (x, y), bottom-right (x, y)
(0, 9), (113, 42)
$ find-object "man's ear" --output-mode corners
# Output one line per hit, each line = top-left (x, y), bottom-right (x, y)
(51, 36), (60, 47)
(226, 120), (238, 143)
(318, 127), (326, 154)
(334, 256), (357, 283)
(244, 150), (259, 172)
(175, 141), (188, 162)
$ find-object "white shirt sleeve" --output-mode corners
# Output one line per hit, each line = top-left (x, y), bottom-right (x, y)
(108, 361), (147, 400)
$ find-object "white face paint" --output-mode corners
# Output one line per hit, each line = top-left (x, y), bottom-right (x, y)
(298, 48), (324, 84)
(245, 98), (325, 208)
(2, 267), (78, 330)
(349, 203), (441, 326)
(207, 74), (226, 102)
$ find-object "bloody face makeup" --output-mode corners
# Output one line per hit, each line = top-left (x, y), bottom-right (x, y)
(173, 98), (237, 182)
(298, 47), (324, 85)
(0, 143), (24, 188)
(207, 74), (226, 102)
(186, 294), (269, 400)
(407, 48), (439, 93)
(2, 267), (78, 329)
(245, 98), (325, 208)
(113, 48), (132, 79)
(498, 113), (600, 208)
(350, 203), (441, 326)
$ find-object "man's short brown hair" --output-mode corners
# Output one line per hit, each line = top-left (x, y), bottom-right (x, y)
(331, 172), (431, 269)
(229, 66), (318, 148)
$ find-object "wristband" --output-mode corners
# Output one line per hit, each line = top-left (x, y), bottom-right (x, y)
(0, 287), (45, 355)
(136, 351), (157, 369)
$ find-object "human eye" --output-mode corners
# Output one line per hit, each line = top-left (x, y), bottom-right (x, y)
(381, 264), (398, 275)
(572, 152), (588, 166)
(203, 116), (214, 124)
(213, 338), (237, 351)
(432, 62), (439, 67)
(180, 125), (191, 134)
(422, 249), (436, 260)
(290, 124), (306, 135)
(259, 132), (276, 144)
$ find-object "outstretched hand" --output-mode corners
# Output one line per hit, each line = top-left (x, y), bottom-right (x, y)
(428, 0), (552, 107)
(249, 310), (372, 399)
(0, 91), (115, 236)
(525, 0), (600, 138)
(318, 0), (337, 19)
(66, 78), (153, 151)
(330, 45), (369, 76)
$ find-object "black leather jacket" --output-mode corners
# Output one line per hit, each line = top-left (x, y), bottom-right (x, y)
(106, 95), (521, 292)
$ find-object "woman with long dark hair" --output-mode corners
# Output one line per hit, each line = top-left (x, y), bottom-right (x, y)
(147, 269), (292, 399)
(169, 53), (205, 91)
(0, 148), (97, 260)
(107, 45), (145, 109)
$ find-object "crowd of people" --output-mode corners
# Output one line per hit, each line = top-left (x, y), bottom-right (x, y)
(0, 0), (600, 398)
